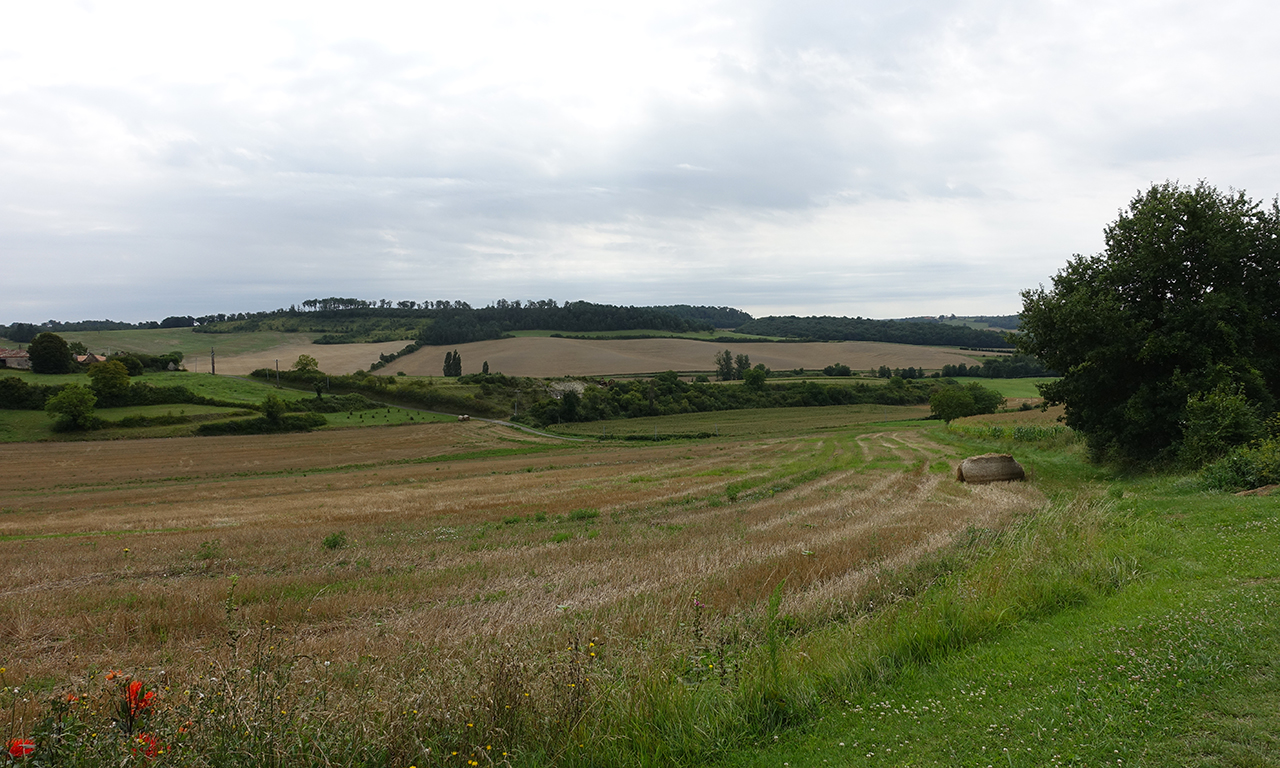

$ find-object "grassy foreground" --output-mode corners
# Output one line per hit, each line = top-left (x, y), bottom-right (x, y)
(726, 446), (1280, 767)
(1, 417), (1275, 766)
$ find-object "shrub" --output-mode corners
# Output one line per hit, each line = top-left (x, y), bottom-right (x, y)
(45, 384), (98, 430)
(1179, 385), (1264, 468)
(1201, 438), (1280, 491)
(322, 531), (348, 550)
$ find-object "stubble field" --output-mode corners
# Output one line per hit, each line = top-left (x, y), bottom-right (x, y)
(381, 337), (1000, 378)
(0, 412), (1044, 763)
(41, 329), (1003, 379)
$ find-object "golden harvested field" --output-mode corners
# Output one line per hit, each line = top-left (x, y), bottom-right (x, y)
(57, 328), (412, 376)
(0, 416), (1044, 746)
(382, 336), (999, 378)
(209, 338), (413, 375)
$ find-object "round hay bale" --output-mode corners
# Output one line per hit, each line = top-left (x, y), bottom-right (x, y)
(957, 453), (1025, 484)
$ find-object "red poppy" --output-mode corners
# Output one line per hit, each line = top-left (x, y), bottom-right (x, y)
(132, 732), (161, 759)
(7, 738), (35, 758)
(126, 680), (156, 716)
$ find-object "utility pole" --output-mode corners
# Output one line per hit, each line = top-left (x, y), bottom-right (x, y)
(275, 359), (280, 386)
(210, 348), (215, 375)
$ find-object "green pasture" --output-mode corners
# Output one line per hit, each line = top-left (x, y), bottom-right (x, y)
(320, 407), (454, 428)
(949, 376), (1056, 398)
(54, 327), (319, 358)
(721, 449), (1280, 768)
(546, 403), (933, 440)
(0, 369), (312, 405)
(100, 403), (249, 420)
(0, 403), (253, 442)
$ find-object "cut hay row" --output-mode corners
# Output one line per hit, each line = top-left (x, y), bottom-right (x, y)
(0, 420), (1044, 765)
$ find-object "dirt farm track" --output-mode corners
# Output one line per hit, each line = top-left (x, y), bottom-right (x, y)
(377, 337), (997, 378)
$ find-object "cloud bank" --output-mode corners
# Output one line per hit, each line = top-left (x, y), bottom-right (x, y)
(3, 0), (1278, 323)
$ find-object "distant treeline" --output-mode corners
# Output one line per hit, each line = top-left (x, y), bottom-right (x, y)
(198, 299), (719, 347)
(941, 354), (1054, 379)
(650, 305), (754, 327)
(0, 316), (231, 342)
(520, 371), (940, 428)
(894, 314), (1022, 330)
(734, 316), (1015, 348)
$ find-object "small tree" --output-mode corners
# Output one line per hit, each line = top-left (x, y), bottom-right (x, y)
(713, 349), (734, 381)
(743, 367), (767, 391)
(262, 394), (286, 425)
(482, 360), (490, 375)
(88, 360), (131, 405)
(293, 354), (320, 373)
(965, 382), (1005, 414)
(1179, 385), (1264, 467)
(28, 332), (73, 374)
(116, 355), (144, 376)
(930, 387), (976, 424)
(733, 354), (751, 380)
(443, 350), (462, 377)
(45, 384), (97, 430)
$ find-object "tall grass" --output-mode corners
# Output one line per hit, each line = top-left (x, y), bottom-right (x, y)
(4, 493), (1137, 767)
(949, 423), (1074, 444)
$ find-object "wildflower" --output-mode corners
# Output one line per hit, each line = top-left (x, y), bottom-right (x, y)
(7, 739), (35, 758)
(105, 670), (123, 681)
(127, 680), (157, 716)
(132, 732), (162, 759)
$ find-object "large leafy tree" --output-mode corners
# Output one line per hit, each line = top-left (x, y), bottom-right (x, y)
(28, 332), (73, 374)
(1017, 181), (1280, 463)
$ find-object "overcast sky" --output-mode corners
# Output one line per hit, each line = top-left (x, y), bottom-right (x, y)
(3, 1), (1278, 324)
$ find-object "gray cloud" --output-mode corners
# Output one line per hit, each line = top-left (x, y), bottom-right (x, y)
(3, 1), (1280, 323)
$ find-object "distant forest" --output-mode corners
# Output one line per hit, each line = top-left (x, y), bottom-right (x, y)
(2, 300), (1017, 350)
(895, 314), (1021, 330)
(734, 316), (1015, 348)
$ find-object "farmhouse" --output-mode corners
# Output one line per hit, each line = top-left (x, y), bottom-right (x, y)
(74, 353), (109, 365)
(0, 348), (30, 369)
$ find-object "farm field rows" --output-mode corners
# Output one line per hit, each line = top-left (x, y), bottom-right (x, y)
(384, 336), (1004, 378)
(547, 403), (933, 439)
(11, 328), (1013, 378)
(46, 328), (412, 376)
(1, 407), (1275, 766)
(1, 415), (1044, 763)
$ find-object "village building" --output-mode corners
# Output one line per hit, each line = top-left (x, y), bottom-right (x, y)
(0, 348), (31, 369)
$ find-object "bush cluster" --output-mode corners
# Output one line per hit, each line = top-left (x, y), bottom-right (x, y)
(195, 412), (327, 436)
(1200, 435), (1280, 491)
(519, 372), (939, 427)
